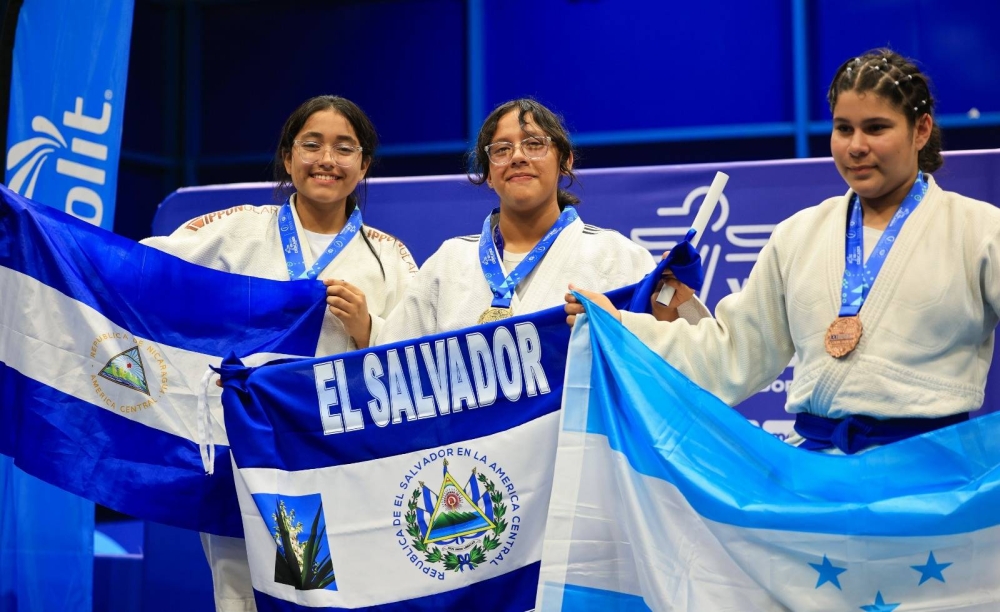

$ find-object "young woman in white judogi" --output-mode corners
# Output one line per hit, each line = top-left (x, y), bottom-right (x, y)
(143, 96), (417, 612)
(378, 98), (706, 344)
(568, 49), (1000, 456)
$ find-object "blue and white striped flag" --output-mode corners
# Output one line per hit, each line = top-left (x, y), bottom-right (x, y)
(0, 184), (328, 537)
(217, 307), (573, 611)
(537, 297), (1000, 611)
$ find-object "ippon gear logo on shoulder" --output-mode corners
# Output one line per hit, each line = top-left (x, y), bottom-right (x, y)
(6, 92), (114, 226)
(630, 184), (776, 304)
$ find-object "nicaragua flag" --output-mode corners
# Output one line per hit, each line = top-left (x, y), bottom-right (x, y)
(0, 184), (327, 537)
(537, 296), (1000, 611)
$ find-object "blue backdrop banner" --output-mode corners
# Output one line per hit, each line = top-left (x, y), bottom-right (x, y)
(4, 0), (134, 229)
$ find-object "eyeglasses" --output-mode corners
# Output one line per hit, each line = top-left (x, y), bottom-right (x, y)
(484, 136), (551, 166)
(293, 140), (363, 167)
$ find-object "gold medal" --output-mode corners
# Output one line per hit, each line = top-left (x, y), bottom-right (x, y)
(825, 316), (862, 358)
(477, 307), (513, 325)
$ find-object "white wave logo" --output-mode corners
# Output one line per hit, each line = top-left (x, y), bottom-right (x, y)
(631, 184), (800, 397)
(630, 184), (775, 304)
(5, 93), (113, 226)
(6, 116), (67, 198)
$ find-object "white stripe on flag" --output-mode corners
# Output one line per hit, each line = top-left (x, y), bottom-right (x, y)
(1, 265), (288, 446)
(234, 412), (559, 608)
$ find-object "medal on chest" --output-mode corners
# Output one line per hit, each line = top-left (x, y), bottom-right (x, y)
(824, 316), (862, 358)
(827, 173), (927, 359)
(477, 206), (579, 325)
(477, 307), (513, 325)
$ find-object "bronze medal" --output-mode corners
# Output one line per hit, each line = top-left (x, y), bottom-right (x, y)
(477, 307), (513, 325)
(825, 316), (862, 358)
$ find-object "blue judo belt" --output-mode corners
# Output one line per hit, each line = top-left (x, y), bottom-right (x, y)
(794, 411), (970, 455)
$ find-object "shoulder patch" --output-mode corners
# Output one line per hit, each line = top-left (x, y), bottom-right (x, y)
(457, 234), (480, 243)
(582, 224), (625, 238)
(184, 205), (279, 232)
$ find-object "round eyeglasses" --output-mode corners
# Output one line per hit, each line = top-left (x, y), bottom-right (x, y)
(484, 136), (551, 166)
(293, 140), (363, 167)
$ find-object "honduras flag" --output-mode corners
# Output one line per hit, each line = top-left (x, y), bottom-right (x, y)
(537, 296), (1000, 611)
(0, 184), (327, 537)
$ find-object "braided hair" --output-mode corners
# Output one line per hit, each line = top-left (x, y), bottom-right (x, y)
(827, 49), (943, 173)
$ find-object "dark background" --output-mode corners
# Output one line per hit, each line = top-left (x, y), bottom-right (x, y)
(108, 0), (1000, 241)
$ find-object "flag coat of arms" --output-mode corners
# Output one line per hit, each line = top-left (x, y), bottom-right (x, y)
(537, 299), (1000, 611)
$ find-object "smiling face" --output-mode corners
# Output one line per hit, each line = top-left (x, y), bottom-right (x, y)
(830, 90), (931, 212)
(485, 110), (571, 217)
(283, 109), (369, 216)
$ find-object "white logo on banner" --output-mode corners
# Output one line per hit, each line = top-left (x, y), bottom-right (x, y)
(6, 92), (114, 226)
(629, 184), (776, 304)
(631, 185), (797, 423)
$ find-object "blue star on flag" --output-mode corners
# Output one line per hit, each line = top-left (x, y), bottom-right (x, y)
(860, 591), (900, 611)
(911, 551), (952, 585)
(808, 555), (847, 590)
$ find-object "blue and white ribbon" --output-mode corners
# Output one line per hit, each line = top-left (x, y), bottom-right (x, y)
(840, 172), (927, 316)
(478, 206), (578, 308)
(278, 199), (363, 280)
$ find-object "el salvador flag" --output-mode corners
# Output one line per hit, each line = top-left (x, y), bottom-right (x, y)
(217, 306), (573, 611)
(0, 184), (328, 537)
(537, 296), (1000, 611)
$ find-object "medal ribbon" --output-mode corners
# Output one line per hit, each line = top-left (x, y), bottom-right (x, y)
(839, 172), (927, 316)
(278, 199), (363, 280)
(479, 206), (579, 308)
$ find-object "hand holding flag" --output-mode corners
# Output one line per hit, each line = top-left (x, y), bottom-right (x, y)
(653, 170), (728, 306)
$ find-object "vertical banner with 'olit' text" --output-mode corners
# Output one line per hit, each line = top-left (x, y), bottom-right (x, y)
(5, 0), (134, 229)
